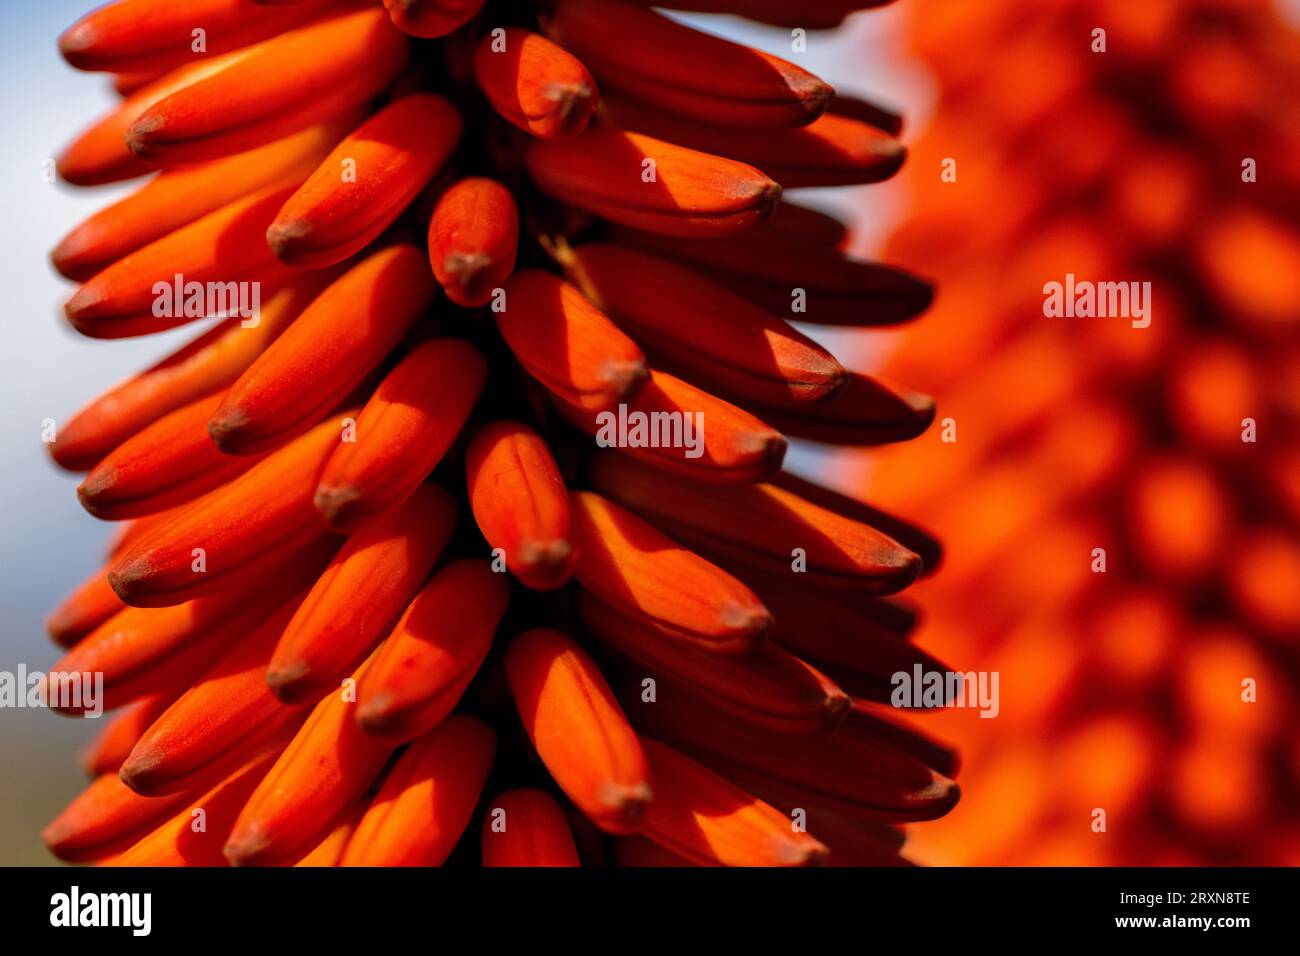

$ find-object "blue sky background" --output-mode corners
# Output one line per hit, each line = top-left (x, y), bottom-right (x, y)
(0, 1), (927, 865)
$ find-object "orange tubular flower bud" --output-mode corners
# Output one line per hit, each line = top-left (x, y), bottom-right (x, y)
(80, 692), (175, 777)
(608, 225), (935, 326)
(268, 485), (458, 703)
(622, 0), (887, 30)
(52, 118), (349, 281)
(77, 393), (265, 520)
(473, 28), (598, 139)
(55, 60), (220, 186)
(42, 772), (195, 863)
(224, 652), (399, 866)
(546, 0), (832, 128)
(63, 185), (296, 339)
(603, 96), (906, 189)
(45, 569), (125, 647)
(383, 0), (486, 38)
(525, 131), (781, 238)
(49, 274), (334, 472)
(569, 490), (771, 653)
(356, 560), (510, 740)
(269, 95), (463, 268)
(106, 415), (349, 607)
(554, 369), (787, 484)
(495, 270), (647, 411)
(112, 753), (278, 867)
(116, 580), (322, 796)
(313, 339), (486, 531)
(58, 0), (330, 74)
(52, 546), (327, 716)
(504, 628), (651, 834)
(579, 590), (850, 735)
(588, 452), (924, 595)
(211, 245), (434, 456)
(427, 177), (519, 307)
(126, 7), (411, 165)
(339, 716), (497, 865)
(637, 738), (830, 867)
(566, 243), (847, 407)
(465, 421), (575, 591)
(481, 789), (581, 867)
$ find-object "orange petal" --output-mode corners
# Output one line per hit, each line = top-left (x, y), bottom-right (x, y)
(313, 338), (485, 530)
(211, 245), (433, 455)
(464, 421), (575, 591)
(504, 628), (651, 834)
(338, 715), (496, 865)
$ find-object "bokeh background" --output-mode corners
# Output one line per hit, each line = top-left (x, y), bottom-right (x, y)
(2, 0), (1296, 865)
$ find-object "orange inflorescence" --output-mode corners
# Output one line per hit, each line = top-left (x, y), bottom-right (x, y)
(867, 0), (1300, 865)
(44, 0), (953, 867)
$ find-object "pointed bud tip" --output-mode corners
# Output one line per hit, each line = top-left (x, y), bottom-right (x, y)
(266, 219), (313, 263)
(314, 484), (364, 532)
(223, 826), (271, 868)
(265, 660), (313, 704)
(207, 406), (251, 454)
(598, 358), (650, 400)
(598, 780), (653, 827)
(124, 114), (164, 158)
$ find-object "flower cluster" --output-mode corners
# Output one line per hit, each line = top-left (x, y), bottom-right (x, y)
(41, 0), (953, 866)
